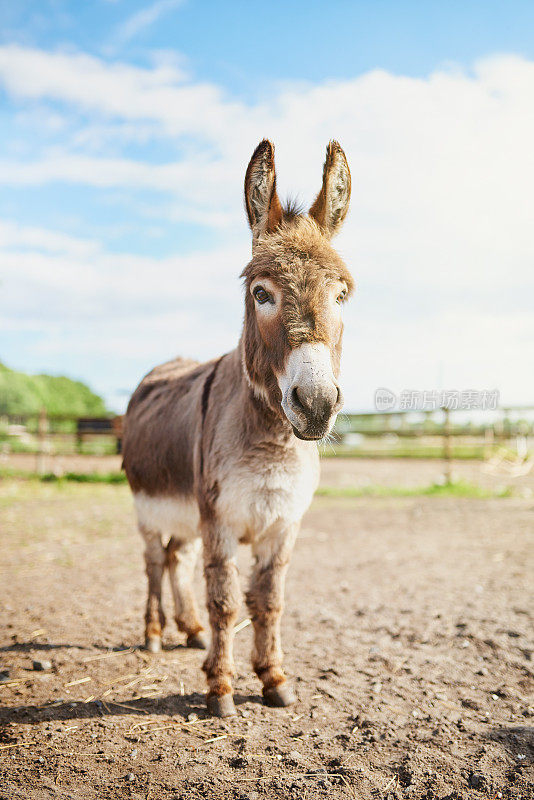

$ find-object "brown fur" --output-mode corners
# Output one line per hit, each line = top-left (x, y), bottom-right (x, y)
(122, 140), (353, 709)
(123, 357), (211, 496)
(240, 217), (354, 413)
(309, 140), (352, 236)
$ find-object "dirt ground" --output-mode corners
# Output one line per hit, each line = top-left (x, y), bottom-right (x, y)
(4, 452), (534, 496)
(0, 469), (533, 799)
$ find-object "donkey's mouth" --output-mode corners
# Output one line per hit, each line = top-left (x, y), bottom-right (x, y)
(291, 424), (329, 442)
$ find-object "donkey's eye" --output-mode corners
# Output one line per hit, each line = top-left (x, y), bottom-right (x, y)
(253, 286), (273, 305)
(336, 289), (347, 304)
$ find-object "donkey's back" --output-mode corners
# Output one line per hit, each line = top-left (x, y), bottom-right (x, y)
(123, 355), (213, 497)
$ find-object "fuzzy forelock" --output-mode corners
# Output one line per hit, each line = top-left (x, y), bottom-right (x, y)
(240, 216), (354, 294)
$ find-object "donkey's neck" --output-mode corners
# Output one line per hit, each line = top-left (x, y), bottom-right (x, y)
(234, 340), (294, 444)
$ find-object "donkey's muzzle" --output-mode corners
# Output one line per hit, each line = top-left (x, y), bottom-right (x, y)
(286, 381), (343, 440)
(277, 342), (343, 440)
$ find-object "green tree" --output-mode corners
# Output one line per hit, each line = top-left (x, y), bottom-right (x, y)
(0, 363), (108, 416)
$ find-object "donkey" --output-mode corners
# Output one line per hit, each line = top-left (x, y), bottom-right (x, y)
(122, 139), (354, 717)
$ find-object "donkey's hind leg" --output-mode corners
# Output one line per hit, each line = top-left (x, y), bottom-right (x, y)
(140, 526), (166, 653)
(166, 536), (207, 649)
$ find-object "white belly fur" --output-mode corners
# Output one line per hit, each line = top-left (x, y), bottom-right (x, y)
(134, 492), (200, 541)
(134, 445), (319, 544)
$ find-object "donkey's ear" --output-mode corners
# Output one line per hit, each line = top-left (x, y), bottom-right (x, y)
(309, 140), (351, 238)
(244, 139), (283, 240)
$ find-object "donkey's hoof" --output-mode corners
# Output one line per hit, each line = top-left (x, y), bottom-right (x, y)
(206, 693), (237, 718)
(186, 632), (208, 650)
(263, 683), (297, 708)
(144, 635), (161, 654)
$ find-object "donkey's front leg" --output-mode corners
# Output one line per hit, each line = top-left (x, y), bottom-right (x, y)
(201, 524), (241, 717)
(246, 523), (298, 707)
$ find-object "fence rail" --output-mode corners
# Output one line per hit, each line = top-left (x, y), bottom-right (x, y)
(1, 405), (533, 475)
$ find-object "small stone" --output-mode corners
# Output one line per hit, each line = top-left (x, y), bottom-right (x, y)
(288, 750), (300, 761)
(397, 767), (413, 787)
(0, 668), (10, 682)
(32, 660), (52, 671)
(461, 698), (479, 710)
(38, 756), (45, 763)
(130, 748), (138, 759)
(469, 772), (485, 789)
(187, 712), (198, 722)
(229, 755), (248, 768)
(125, 773), (135, 783)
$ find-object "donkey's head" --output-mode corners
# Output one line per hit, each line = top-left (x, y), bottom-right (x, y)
(241, 140), (354, 441)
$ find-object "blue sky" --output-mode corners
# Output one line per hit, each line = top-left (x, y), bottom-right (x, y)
(4, 1), (534, 89)
(1, 1), (533, 410)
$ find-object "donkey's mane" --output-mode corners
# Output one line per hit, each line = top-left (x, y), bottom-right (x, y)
(281, 197), (305, 221)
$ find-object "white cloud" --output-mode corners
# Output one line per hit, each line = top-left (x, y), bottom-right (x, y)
(0, 46), (533, 408)
(115, 0), (187, 46)
(0, 44), (236, 139)
(0, 220), (247, 320)
(0, 220), (99, 258)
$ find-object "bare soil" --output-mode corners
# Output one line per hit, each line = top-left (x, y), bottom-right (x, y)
(0, 475), (533, 799)
(4, 452), (534, 495)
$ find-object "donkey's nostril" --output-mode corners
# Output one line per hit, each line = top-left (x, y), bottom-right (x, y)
(291, 385), (308, 413)
(291, 383), (340, 418)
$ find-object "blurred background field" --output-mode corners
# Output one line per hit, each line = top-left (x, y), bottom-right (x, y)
(2, 363), (533, 497)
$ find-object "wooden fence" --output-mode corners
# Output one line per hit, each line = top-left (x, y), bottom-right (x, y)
(1, 406), (533, 475)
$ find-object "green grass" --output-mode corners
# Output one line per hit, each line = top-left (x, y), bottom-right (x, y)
(0, 468), (128, 484)
(42, 471), (128, 484)
(321, 446), (487, 459)
(0, 469), (513, 498)
(316, 480), (513, 499)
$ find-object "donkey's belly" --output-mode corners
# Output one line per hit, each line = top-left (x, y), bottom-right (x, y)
(134, 491), (200, 541)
